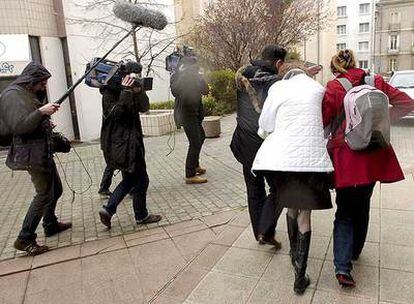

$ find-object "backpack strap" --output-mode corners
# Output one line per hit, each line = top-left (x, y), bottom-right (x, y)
(336, 77), (353, 92)
(364, 74), (375, 87)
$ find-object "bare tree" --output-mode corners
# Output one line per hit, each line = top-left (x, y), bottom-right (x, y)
(190, 0), (331, 71)
(66, 0), (180, 76)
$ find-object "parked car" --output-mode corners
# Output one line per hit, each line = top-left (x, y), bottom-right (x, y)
(389, 70), (414, 99)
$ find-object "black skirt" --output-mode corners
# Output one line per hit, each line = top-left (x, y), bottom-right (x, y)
(266, 171), (333, 210)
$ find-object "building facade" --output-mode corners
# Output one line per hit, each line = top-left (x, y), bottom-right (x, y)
(374, 0), (414, 75)
(335, 0), (378, 70)
(0, 0), (176, 141)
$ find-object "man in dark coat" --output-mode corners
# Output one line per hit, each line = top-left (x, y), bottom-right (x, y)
(0, 62), (72, 255)
(171, 57), (210, 184)
(231, 45), (287, 247)
(99, 68), (162, 228)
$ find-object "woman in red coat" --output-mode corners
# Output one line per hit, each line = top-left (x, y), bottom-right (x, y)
(323, 49), (414, 287)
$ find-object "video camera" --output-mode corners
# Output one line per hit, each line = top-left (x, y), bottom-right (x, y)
(85, 58), (153, 91)
(165, 45), (198, 75)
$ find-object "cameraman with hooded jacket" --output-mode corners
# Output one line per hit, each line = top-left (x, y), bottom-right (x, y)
(99, 62), (161, 228)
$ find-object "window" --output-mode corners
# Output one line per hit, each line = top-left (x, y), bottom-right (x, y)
(359, 60), (369, 69)
(390, 35), (399, 50)
(337, 6), (347, 17)
(359, 3), (370, 14)
(337, 43), (347, 51)
(337, 25), (347, 35)
(390, 12), (400, 24)
(389, 58), (397, 71)
(359, 41), (369, 51)
(359, 23), (370, 33)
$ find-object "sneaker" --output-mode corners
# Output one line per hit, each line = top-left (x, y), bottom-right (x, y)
(336, 273), (356, 288)
(99, 208), (112, 229)
(14, 239), (49, 256)
(136, 214), (162, 225)
(196, 167), (206, 175)
(185, 176), (208, 184)
(44, 222), (72, 237)
(98, 189), (112, 196)
(258, 234), (282, 250)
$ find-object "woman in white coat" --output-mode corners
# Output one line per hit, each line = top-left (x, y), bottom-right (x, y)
(252, 63), (333, 295)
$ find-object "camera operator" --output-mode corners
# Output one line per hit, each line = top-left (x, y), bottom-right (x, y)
(171, 56), (209, 184)
(0, 62), (72, 255)
(99, 61), (162, 228)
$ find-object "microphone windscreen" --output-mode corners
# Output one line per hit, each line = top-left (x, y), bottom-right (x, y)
(113, 1), (168, 31)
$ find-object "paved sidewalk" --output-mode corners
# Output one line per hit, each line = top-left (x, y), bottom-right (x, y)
(0, 175), (413, 303)
(0, 115), (245, 260)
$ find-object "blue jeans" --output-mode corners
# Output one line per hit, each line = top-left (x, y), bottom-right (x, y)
(333, 183), (375, 275)
(104, 158), (149, 221)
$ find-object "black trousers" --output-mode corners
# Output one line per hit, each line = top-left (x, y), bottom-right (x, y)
(18, 161), (63, 242)
(242, 166), (283, 240)
(105, 157), (149, 221)
(333, 183), (375, 274)
(99, 165), (114, 191)
(182, 119), (205, 178)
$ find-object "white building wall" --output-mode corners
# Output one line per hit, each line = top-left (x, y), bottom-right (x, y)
(39, 37), (74, 139)
(336, 0), (377, 69)
(62, 0), (176, 141)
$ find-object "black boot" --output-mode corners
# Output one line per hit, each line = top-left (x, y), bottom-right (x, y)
(286, 214), (298, 267)
(294, 231), (311, 295)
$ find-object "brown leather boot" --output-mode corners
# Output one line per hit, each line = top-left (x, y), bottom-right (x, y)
(185, 176), (208, 184)
(196, 167), (206, 175)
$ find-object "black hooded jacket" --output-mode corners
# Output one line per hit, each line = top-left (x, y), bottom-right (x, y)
(0, 62), (52, 170)
(230, 62), (281, 168)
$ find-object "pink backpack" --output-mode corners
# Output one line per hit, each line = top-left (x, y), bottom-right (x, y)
(329, 75), (391, 151)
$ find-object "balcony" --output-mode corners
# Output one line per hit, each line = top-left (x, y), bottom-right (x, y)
(388, 48), (400, 54)
(388, 23), (401, 31)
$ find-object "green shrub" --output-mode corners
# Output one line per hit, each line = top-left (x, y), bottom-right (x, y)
(205, 69), (237, 116)
(150, 100), (174, 110)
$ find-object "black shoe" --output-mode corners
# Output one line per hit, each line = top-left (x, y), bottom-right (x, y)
(44, 222), (72, 237)
(258, 234), (282, 249)
(14, 239), (49, 256)
(286, 214), (299, 267)
(99, 208), (112, 229)
(98, 189), (112, 196)
(294, 231), (311, 295)
(136, 214), (162, 225)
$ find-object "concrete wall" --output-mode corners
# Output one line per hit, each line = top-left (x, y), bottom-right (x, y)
(298, 0), (338, 85)
(39, 37), (74, 139)
(0, 0), (60, 37)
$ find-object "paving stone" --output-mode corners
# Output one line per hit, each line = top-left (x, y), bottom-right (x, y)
(247, 279), (313, 304)
(32, 245), (81, 269)
(0, 271), (29, 304)
(0, 256), (32, 276)
(312, 290), (377, 304)
(380, 268), (414, 304)
(214, 247), (273, 278)
(190, 244), (229, 270)
(380, 244), (414, 272)
(173, 229), (216, 262)
(186, 271), (257, 304)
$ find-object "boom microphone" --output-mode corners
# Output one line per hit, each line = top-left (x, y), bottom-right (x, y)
(113, 1), (168, 31)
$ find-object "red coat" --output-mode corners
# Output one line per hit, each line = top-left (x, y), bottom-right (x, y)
(322, 68), (414, 189)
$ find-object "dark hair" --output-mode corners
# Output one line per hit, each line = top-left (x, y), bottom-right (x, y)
(261, 45), (287, 62)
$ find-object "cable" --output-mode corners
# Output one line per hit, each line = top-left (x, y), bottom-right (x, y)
(55, 144), (93, 204)
(165, 80), (176, 157)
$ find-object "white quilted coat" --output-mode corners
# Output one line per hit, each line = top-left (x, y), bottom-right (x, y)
(252, 73), (334, 172)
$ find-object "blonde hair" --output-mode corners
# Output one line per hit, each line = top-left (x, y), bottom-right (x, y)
(330, 49), (356, 74)
(278, 61), (310, 78)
